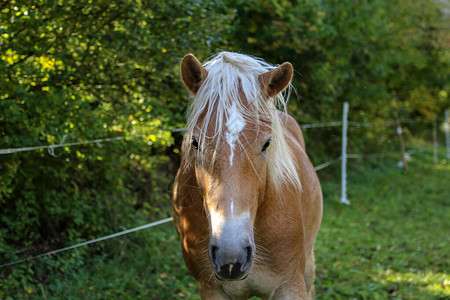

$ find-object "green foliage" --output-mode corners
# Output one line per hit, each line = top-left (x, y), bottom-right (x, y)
(1, 0), (449, 297)
(226, 0), (450, 162)
(0, 0), (234, 287)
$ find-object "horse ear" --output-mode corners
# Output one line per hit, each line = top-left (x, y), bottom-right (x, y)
(259, 62), (293, 98)
(180, 54), (208, 95)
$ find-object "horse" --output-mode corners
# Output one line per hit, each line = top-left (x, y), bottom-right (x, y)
(172, 51), (323, 299)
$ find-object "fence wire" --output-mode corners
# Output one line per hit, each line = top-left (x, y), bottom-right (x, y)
(2, 148), (427, 269)
(0, 128), (186, 155)
(0, 120), (419, 155)
(0, 114), (442, 268)
(0, 218), (174, 269)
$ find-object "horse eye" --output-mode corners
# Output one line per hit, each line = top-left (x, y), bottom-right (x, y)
(192, 137), (199, 150)
(261, 138), (271, 152)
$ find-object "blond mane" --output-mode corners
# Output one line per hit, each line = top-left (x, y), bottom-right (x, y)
(183, 51), (301, 192)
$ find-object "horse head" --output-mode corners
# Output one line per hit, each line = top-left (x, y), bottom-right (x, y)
(180, 52), (296, 281)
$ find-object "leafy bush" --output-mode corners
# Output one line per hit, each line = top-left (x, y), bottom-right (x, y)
(0, 0), (234, 291)
(226, 0), (450, 162)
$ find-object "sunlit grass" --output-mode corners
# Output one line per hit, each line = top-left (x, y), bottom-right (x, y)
(377, 269), (449, 296)
(434, 160), (450, 171)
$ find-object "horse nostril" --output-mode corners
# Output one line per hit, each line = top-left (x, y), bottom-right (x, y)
(241, 246), (253, 272)
(210, 245), (220, 272)
(246, 246), (252, 259)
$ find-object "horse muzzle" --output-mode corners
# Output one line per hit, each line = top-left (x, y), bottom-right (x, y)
(209, 239), (254, 281)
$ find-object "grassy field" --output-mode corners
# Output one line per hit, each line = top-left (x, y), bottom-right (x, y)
(2, 143), (449, 299)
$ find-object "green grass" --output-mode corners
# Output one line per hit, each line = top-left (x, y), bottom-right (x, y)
(2, 144), (449, 299)
(315, 146), (449, 299)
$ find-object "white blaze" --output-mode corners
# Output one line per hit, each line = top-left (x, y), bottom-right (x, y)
(210, 207), (226, 236)
(210, 206), (250, 238)
(231, 197), (234, 218)
(225, 103), (246, 166)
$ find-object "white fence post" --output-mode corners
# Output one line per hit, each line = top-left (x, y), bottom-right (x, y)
(341, 102), (350, 205)
(396, 119), (408, 172)
(445, 109), (450, 159)
(433, 117), (438, 164)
